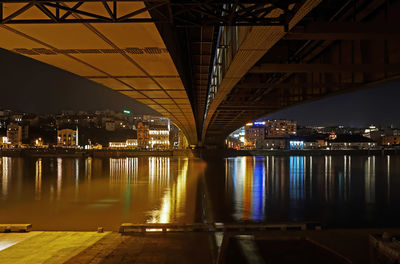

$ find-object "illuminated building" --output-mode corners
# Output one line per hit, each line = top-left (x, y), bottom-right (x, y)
(57, 128), (78, 147)
(382, 136), (400, 146)
(363, 125), (379, 138)
(327, 134), (376, 150)
(256, 135), (326, 150)
(6, 122), (22, 145)
(149, 125), (170, 149)
(1, 136), (9, 148)
(328, 132), (337, 140)
(265, 120), (297, 138)
(289, 140), (304, 150)
(91, 143), (103, 150)
(137, 122), (150, 148)
(126, 139), (138, 148)
(244, 122), (266, 148)
(34, 137), (44, 147)
(109, 139), (138, 149)
(137, 121), (170, 149)
(109, 142), (127, 148)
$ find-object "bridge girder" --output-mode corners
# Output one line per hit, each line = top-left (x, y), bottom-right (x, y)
(203, 0), (400, 146)
(0, 0), (298, 27)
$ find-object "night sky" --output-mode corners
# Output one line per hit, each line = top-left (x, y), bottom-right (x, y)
(1, 48), (399, 128)
(0, 48), (157, 115)
(265, 81), (400, 128)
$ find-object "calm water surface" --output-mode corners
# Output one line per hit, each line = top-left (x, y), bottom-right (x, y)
(1, 155), (400, 230)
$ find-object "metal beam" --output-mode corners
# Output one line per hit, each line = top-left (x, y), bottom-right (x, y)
(0, 0), (293, 26)
(250, 63), (400, 73)
(236, 82), (362, 89)
(285, 22), (400, 40)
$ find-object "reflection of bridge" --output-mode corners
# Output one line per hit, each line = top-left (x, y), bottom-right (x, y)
(1, 0), (400, 146)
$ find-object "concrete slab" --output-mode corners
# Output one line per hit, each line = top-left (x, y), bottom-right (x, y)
(0, 231), (108, 264)
(0, 231), (42, 251)
(67, 232), (217, 264)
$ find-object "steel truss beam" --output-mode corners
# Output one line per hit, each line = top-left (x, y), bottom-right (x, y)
(250, 63), (400, 73)
(0, 0), (300, 26)
(235, 82), (362, 89)
(285, 22), (400, 40)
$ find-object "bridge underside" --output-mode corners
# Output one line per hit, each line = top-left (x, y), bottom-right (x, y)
(0, 1), (197, 144)
(203, 0), (400, 145)
(1, 1), (400, 147)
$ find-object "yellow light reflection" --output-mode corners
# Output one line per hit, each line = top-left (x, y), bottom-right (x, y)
(148, 158), (187, 224)
(324, 156), (332, 202)
(1, 157), (11, 200)
(365, 156), (376, 204)
(85, 157), (92, 184)
(35, 158), (42, 200)
(110, 158), (138, 185)
(57, 158), (62, 200)
(75, 159), (79, 199)
(242, 157), (252, 220)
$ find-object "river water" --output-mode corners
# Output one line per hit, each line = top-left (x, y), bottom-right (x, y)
(0, 155), (399, 230)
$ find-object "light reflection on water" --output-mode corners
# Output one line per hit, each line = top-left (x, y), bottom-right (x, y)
(1, 155), (400, 229)
(0, 156), (200, 230)
(223, 155), (400, 227)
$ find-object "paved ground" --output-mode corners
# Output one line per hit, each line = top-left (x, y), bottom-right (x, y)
(0, 232), (40, 251)
(66, 232), (217, 264)
(0, 232), (108, 264)
(0, 228), (399, 264)
(220, 228), (400, 264)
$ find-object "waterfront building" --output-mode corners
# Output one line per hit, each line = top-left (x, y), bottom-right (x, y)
(149, 125), (169, 149)
(57, 128), (78, 147)
(126, 139), (138, 148)
(108, 139), (138, 149)
(6, 122), (25, 145)
(1, 136), (9, 148)
(137, 122), (150, 148)
(362, 125), (381, 140)
(382, 135), (400, 146)
(256, 138), (286, 149)
(34, 137), (44, 147)
(327, 134), (376, 150)
(136, 121), (170, 149)
(109, 142), (127, 148)
(265, 119), (297, 138)
(244, 122), (266, 148)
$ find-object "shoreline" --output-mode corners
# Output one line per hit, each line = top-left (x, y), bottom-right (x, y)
(0, 148), (399, 158)
(223, 148), (400, 157)
(0, 149), (194, 158)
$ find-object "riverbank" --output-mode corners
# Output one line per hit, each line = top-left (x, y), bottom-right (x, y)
(0, 149), (195, 158)
(196, 148), (400, 159)
(1, 148), (400, 159)
(225, 148), (400, 157)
